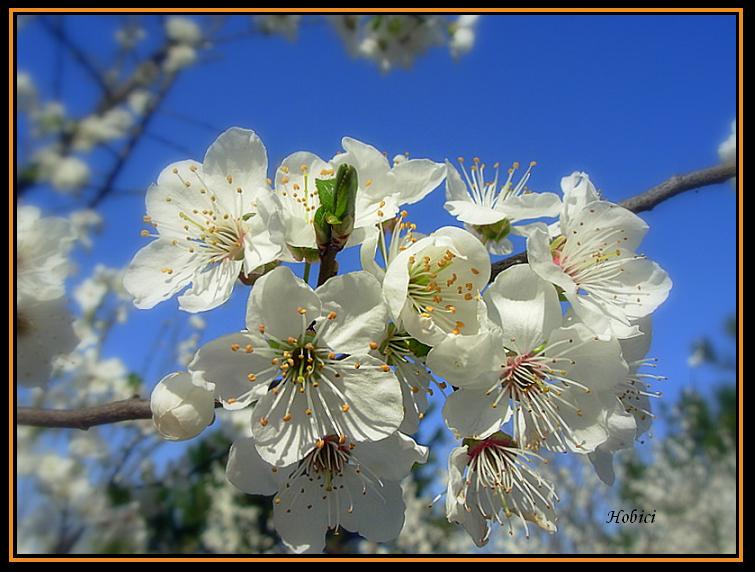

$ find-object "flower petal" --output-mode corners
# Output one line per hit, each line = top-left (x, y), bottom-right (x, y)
(178, 258), (241, 313)
(315, 271), (387, 355)
(350, 432), (428, 482)
(245, 266), (321, 340)
(123, 239), (197, 309)
(273, 476), (329, 554)
(442, 389), (507, 440)
(445, 201), (506, 225)
(202, 127), (268, 193)
(484, 264), (562, 354)
(426, 330), (501, 389)
(189, 332), (274, 408)
(391, 158), (445, 205)
(226, 437), (282, 496)
(444, 161), (472, 203)
(501, 191), (562, 222)
(345, 478), (406, 544)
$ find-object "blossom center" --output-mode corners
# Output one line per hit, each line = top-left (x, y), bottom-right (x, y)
(406, 246), (480, 334)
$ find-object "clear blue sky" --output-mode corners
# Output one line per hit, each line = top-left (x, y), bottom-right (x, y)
(18, 13), (737, 446)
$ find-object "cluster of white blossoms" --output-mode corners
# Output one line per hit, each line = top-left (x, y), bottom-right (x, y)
(129, 128), (671, 553)
(327, 14), (480, 72)
(16, 205), (79, 387)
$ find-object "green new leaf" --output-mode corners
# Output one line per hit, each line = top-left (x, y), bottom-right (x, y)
(315, 178), (336, 213)
(333, 164), (358, 222)
(314, 205), (331, 251)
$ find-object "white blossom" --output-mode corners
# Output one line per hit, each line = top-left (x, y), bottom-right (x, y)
(428, 264), (627, 452)
(17, 205), (75, 301)
(587, 316), (662, 484)
(190, 266), (403, 466)
(123, 127), (287, 312)
(718, 119), (736, 164)
(115, 23), (146, 49)
(165, 16), (202, 46)
(226, 432), (428, 553)
(16, 70), (37, 112)
(163, 44), (198, 73)
(68, 209), (103, 248)
(74, 108), (134, 151)
(17, 295), (78, 387)
(449, 15), (480, 59)
(380, 224), (491, 346)
(150, 371), (216, 441)
(446, 434), (558, 546)
(527, 172), (672, 339)
(445, 158), (561, 254)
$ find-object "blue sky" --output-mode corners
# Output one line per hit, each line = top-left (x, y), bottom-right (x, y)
(18, 13), (737, 450)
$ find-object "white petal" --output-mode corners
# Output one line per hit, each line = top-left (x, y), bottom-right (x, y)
(568, 200), (648, 252)
(315, 271), (388, 355)
(337, 137), (391, 188)
(359, 226), (386, 282)
(273, 476), (329, 554)
(189, 332), (273, 408)
(391, 158), (445, 205)
(123, 240), (197, 309)
(444, 161), (472, 203)
(484, 264), (562, 354)
(226, 437), (281, 496)
(588, 447), (616, 486)
(146, 160), (204, 239)
(548, 323), (628, 393)
(445, 201), (506, 225)
(252, 354), (403, 466)
(331, 355), (404, 442)
(434, 226), (491, 287)
(178, 258), (241, 313)
(245, 266), (321, 340)
(526, 225), (576, 294)
(560, 171), (600, 227)
(351, 432), (428, 482)
(242, 190), (287, 273)
(442, 389), (507, 440)
(17, 297), (78, 387)
(346, 478), (406, 544)
(620, 316), (653, 364)
(501, 191), (562, 222)
(426, 330), (501, 389)
(202, 127), (268, 192)
(252, 384), (321, 466)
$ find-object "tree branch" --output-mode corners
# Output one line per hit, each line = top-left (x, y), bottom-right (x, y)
(15, 161), (736, 430)
(16, 398), (223, 430)
(490, 162), (736, 280)
(317, 242), (341, 287)
(16, 398), (152, 430)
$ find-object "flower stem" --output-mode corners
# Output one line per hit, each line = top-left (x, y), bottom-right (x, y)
(303, 261), (312, 285)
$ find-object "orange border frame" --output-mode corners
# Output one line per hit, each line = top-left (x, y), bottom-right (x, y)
(8, 6), (744, 563)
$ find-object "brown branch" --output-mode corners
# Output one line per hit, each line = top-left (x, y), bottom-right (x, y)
(490, 162), (736, 280)
(16, 398), (223, 430)
(618, 162), (735, 214)
(317, 242), (341, 287)
(15, 161), (736, 430)
(16, 398), (152, 430)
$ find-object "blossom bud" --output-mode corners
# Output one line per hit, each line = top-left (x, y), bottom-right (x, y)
(150, 372), (215, 441)
(329, 163), (358, 248)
